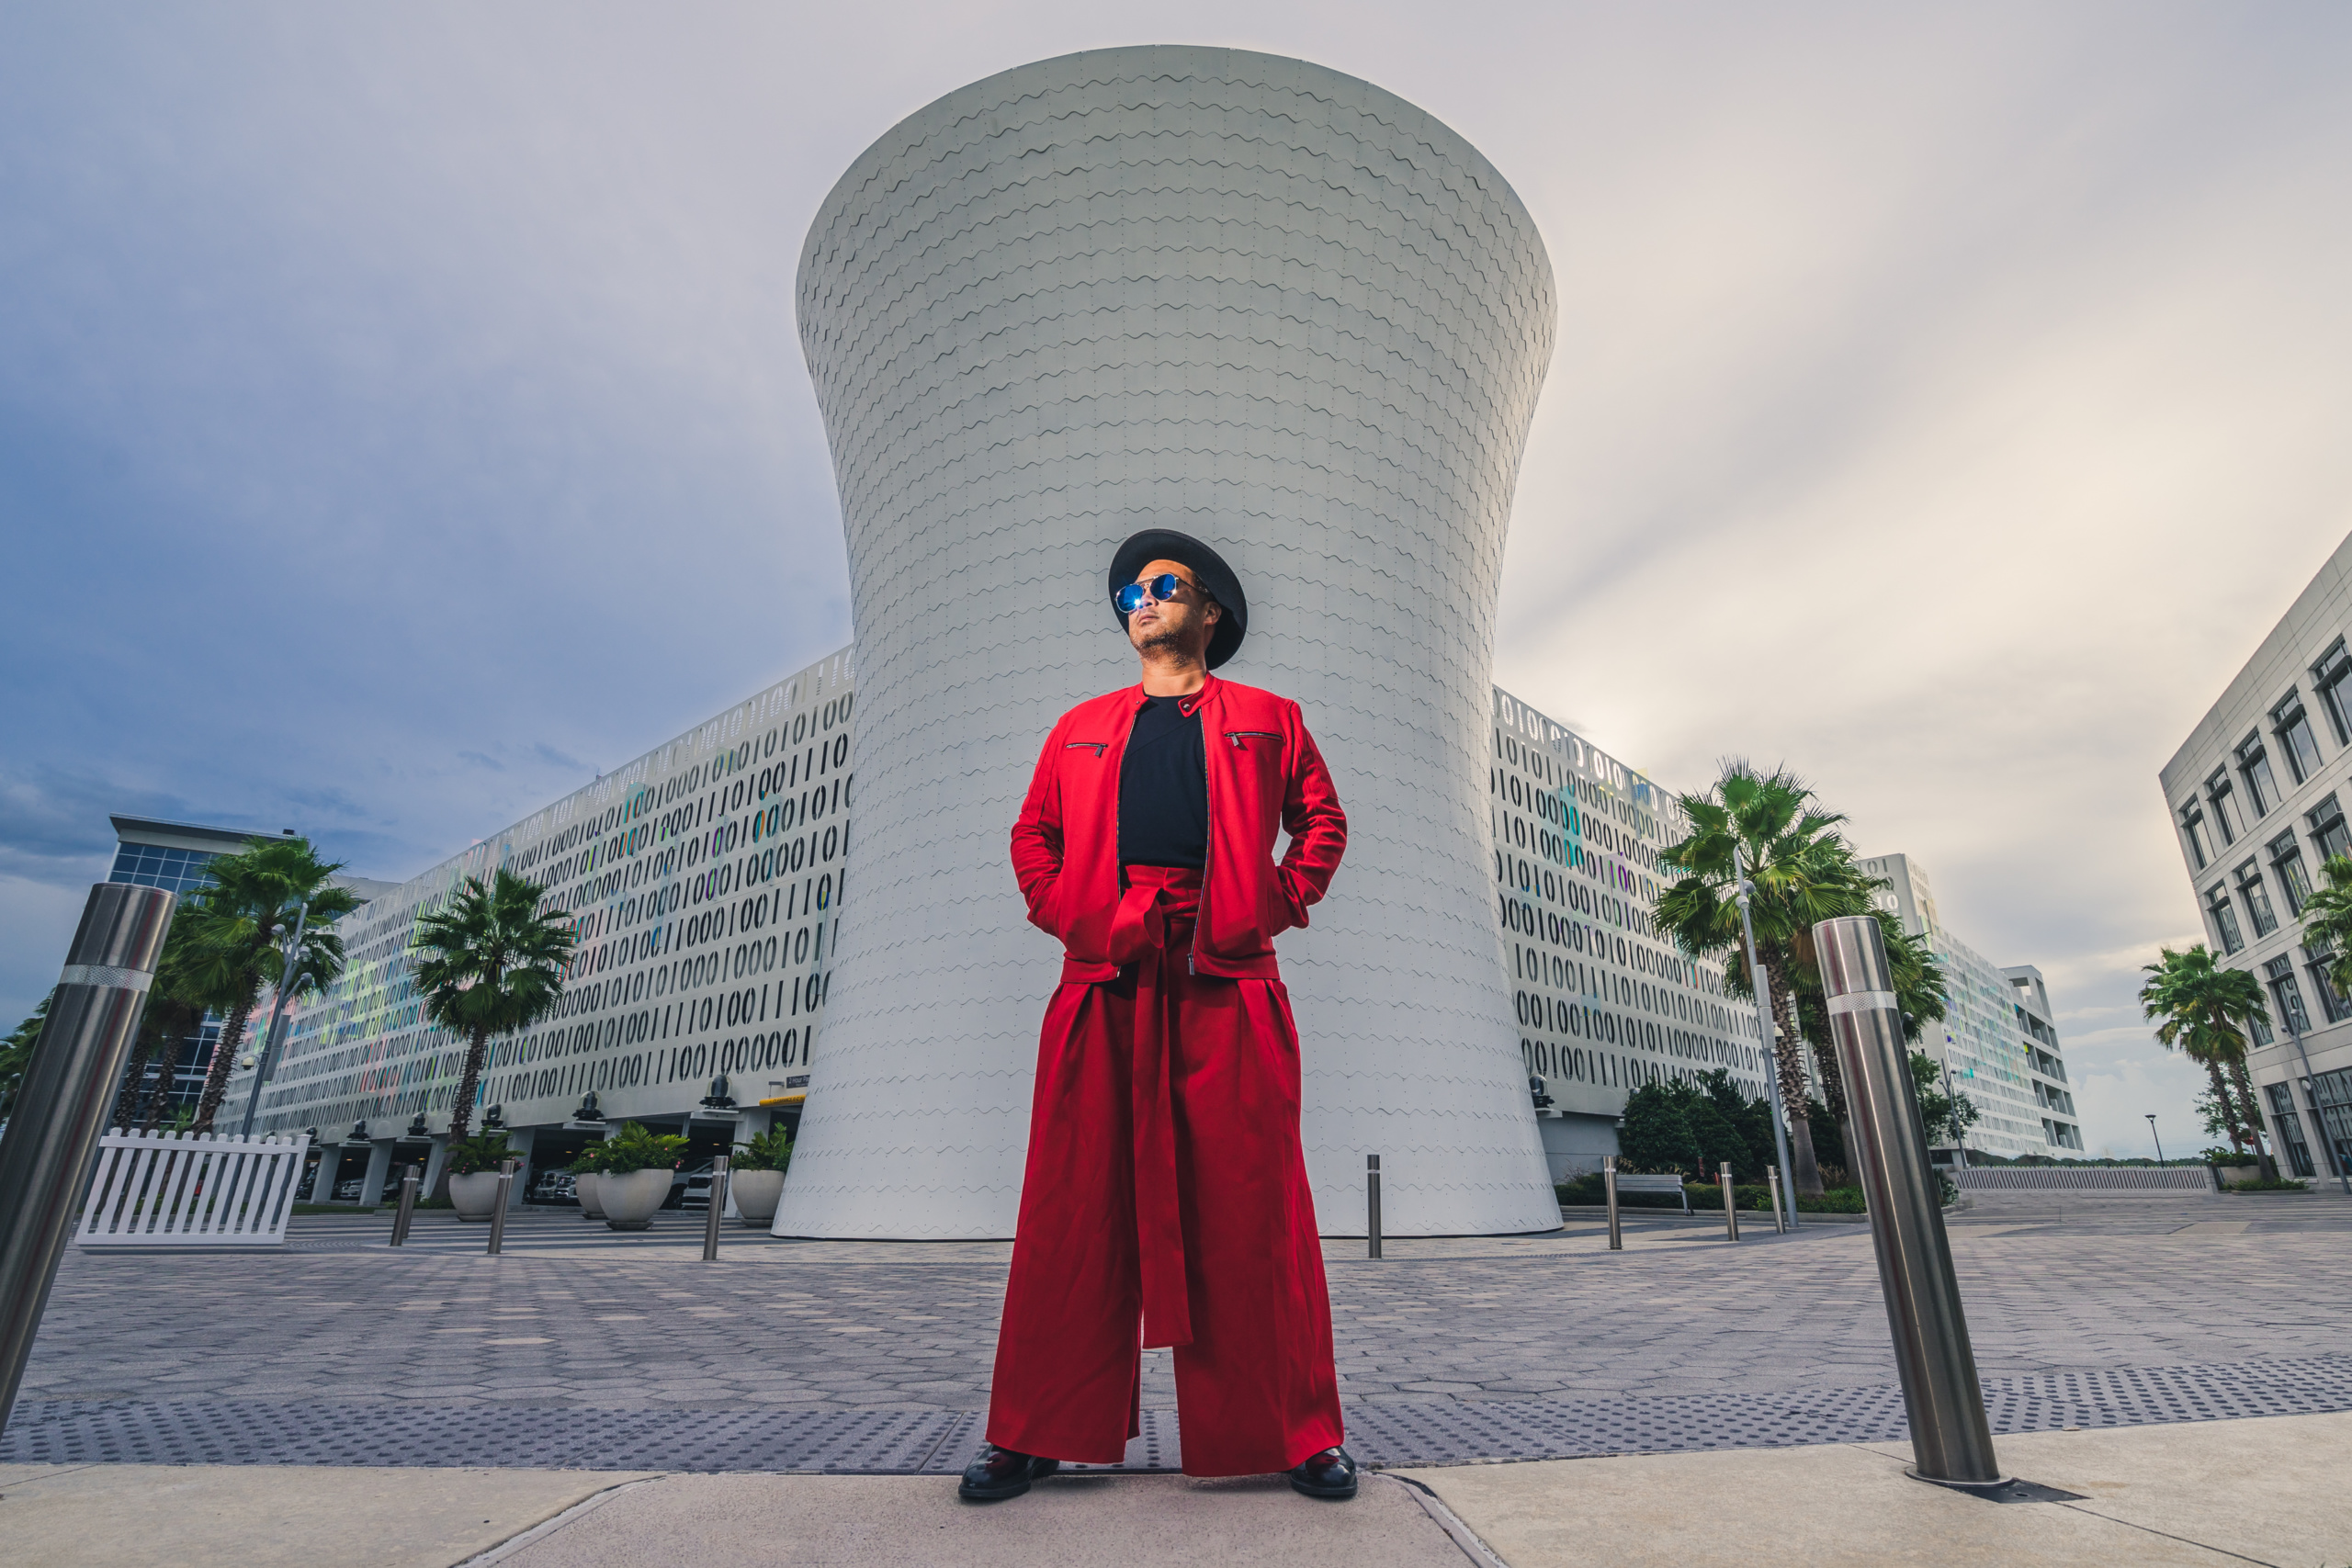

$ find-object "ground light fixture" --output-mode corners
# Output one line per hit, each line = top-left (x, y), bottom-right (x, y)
(406, 1112), (429, 1138)
(342, 1120), (372, 1147)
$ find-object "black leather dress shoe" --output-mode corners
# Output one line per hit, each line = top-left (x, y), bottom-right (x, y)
(958, 1444), (1060, 1501)
(1286, 1446), (1359, 1499)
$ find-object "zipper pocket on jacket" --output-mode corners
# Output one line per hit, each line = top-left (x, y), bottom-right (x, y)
(1223, 730), (1282, 750)
(1066, 740), (1108, 757)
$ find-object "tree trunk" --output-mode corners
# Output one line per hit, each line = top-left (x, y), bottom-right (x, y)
(189, 998), (254, 1134)
(1764, 957), (1826, 1197)
(448, 1025), (489, 1144)
(114, 1032), (156, 1130)
(2227, 1058), (2278, 1180)
(430, 1026), (493, 1205)
(138, 1030), (181, 1131)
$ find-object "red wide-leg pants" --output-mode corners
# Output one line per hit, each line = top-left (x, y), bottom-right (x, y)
(984, 867), (1344, 1477)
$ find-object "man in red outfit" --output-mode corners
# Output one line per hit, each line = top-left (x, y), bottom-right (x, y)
(959, 528), (1356, 1504)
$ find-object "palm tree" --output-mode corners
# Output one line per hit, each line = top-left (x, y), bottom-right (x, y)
(2, 990), (52, 1122)
(182, 838), (359, 1134)
(410, 869), (574, 1166)
(2294, 854), (2352, 1003)
(1656, 763), (1877, 1196)
(2139, 945), (2275, 1179)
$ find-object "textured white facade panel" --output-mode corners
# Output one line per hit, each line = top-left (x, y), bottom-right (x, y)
(784, 46), (1559, 1238)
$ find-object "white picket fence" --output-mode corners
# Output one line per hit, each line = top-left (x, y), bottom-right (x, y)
(78, 1130), (312, 1247)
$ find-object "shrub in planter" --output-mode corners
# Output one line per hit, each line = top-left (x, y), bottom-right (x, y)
(444, 1132), (517, 1222)
(598, 1122), (686, 1231)
(728, 1129), (793, 1227)
(568, 1141), (612, 1219)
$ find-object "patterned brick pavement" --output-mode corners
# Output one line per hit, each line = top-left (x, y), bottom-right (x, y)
(17, 1191), (2348, 1415)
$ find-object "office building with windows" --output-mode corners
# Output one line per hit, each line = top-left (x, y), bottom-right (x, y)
(258, 650), (856, 1202)
(104, 817), (254, 1114)
(257, 651), (1760, 1214)
(1492, 690), (1771, 1179)
(2162, 529), (2352, 1181)
(1860, 853), (2082, 1160)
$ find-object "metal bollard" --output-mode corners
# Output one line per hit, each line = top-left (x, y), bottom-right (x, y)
(1816, 915), (2005, 1492)
(1765, 1162), (1787, 1235)
(0, 884), (175, 1437)
(486, 1159), (516, 1255)
(390, 1165), (420, 1247)
(1719, 1163), (1741, 1241)
(1602, 1155), (1623, 1250)
(1366, 1155), (1383, 1259)
(703, 1155), (729, 1261)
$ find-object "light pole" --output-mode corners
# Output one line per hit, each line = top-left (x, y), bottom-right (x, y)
(235, 899), (310, 1139)
(2144, 1113), (2165, 1166)
(1734, 845), (1800, 1230)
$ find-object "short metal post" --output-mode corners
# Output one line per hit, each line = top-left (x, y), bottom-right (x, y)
(1815, 915), (2004, 1492)
(0, 884), (175, 1437)
(486, 1159), (516, 1255)
(1765, 1162), (1787, 1234)
(389, 1165), (419, 1246)
(1602, 1155), (1623, 1250)
(703, 1155), (729, 1261)
(1366, 1155), (1382, 1259)
(1720, 1163), (1741, 1241)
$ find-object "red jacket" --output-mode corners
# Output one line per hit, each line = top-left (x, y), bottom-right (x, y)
(1011, 673), (1348, 981)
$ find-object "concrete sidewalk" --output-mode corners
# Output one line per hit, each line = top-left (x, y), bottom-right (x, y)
(1, 1412), (2343, 1567)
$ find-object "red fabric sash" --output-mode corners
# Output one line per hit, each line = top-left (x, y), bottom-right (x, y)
(1112, 865), (1196, 1348)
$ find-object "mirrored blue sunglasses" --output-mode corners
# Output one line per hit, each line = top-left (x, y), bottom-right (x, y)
(1114, 573), (1187, 615)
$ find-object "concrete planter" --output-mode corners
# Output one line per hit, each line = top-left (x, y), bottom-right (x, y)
(730, 1169), (786, 1227)
(574, 1171), (606, 1219)
(449, 1171), (503, 1223)
(601, 1167), (673, 1230)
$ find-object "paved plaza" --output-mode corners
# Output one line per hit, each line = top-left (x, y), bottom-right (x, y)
(5, 1188), (2348, 1476)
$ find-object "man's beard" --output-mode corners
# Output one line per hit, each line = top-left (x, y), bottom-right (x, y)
(1139, 626), (1193, 658)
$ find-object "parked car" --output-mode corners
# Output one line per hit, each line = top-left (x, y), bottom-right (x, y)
(674, 1159), (718, 1211)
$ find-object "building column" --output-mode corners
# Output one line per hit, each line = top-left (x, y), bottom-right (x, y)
(308, 1144), (344, 1203)
(505, 1129), (536, 1209)
(357, 1140), (396, 1206)
(418, 1134), (450, 1199)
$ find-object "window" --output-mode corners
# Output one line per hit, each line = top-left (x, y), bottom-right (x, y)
(2269, 830), (2312, 915)
(2237, 734), (2278, 817)
(2272, 691), (2323, 784)
(2206, 769), (2241, 845)
(2236, 861), (2278, 937)
(2305, 941), (2352, 1023)
(2310, 793), (2351, 868)
(2206, 886), (2245, 953)
(2179, 799), (2211, 870)
(2315, 637), (2352, 746)
(2266, 954), (2311, 1035)
(2265, 1081), (2316, 1179)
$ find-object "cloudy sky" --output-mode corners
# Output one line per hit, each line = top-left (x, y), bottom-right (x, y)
(6, 3), (2347, 1157)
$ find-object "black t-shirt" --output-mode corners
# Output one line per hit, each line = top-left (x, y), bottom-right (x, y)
(1118, 694), (1208, 868)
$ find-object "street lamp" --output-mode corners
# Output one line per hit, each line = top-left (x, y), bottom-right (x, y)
(2145, 1113), (2165, 1166)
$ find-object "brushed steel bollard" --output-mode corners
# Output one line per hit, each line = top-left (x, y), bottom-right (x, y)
(1602, 1155), (1623, 1250)
(389, 1165), (420, 1247)
(0, 884), (175, 1436)
(1719, 1163), (1741, 1241)
(486, 1159), (516, 1255)
(703, 1155), (729, 1261)
(1365, 1155), (1383, 1258)
(1765, 1162), (1788, 1234)
(1816, 915), (2005, 1492)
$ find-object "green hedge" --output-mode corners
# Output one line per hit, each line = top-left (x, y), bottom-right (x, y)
(1555, 1174), (1878, 1213)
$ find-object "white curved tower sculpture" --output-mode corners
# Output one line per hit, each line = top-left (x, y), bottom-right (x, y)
(782, 45), (1558, 1237)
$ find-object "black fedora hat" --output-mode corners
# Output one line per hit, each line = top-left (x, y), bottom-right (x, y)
(1109, 528), (1248, 670)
